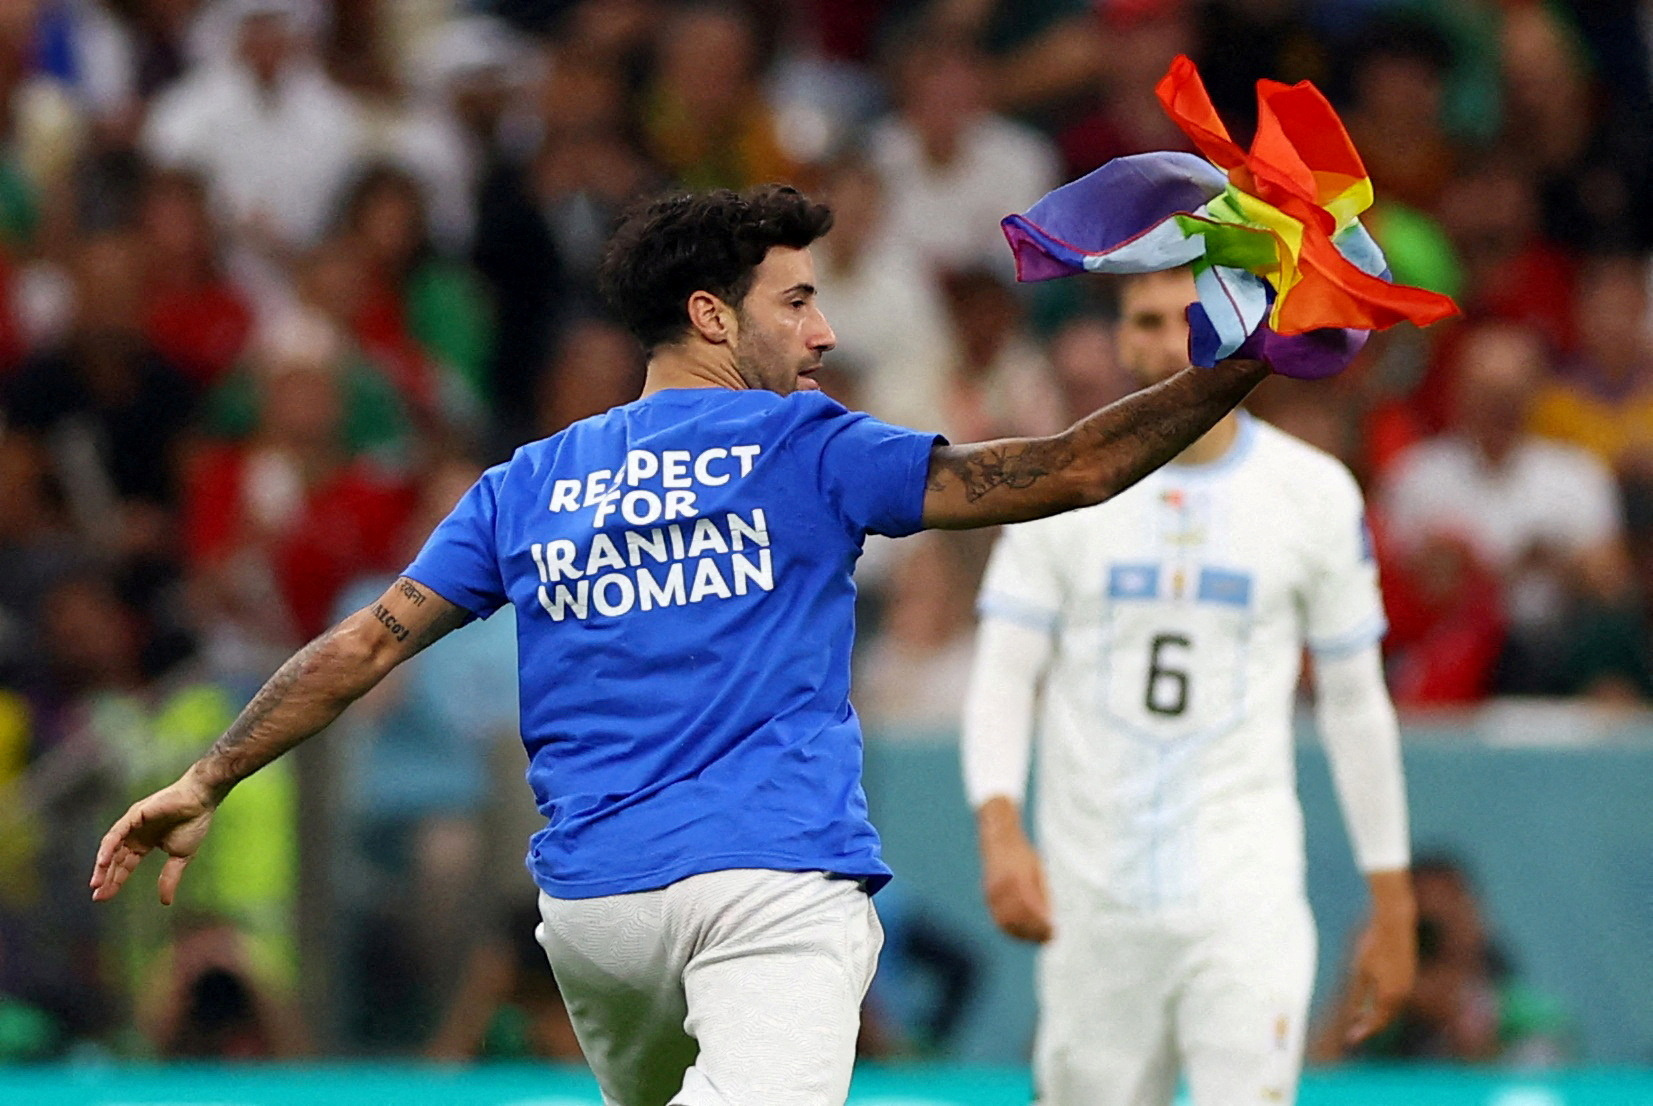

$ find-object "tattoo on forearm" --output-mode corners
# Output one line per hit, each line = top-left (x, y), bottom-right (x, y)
(372, 602), (410, 643)
(397, 579), (426, 606)
(191, 582), (471, 795)
(927, 438), (1076, 502)
(926, 360), (1269, 526)
(199, 629), (336, 788)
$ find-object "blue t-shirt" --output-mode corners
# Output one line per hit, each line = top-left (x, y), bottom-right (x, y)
(404, 388), (940, 898)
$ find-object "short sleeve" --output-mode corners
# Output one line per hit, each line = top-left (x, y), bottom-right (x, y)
(403, 464), (509, 618)
(789, 395), (943, 538)
(1304, 466), (1388, 659)
(976, 518), (1066, 635)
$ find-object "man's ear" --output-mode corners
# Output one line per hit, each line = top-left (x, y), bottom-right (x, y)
(687, 291), (735, 344)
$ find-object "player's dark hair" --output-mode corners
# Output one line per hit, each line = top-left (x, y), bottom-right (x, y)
(598, 184), (834, 351)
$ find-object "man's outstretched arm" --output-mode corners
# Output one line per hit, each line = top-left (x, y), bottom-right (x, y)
(923, 359), (1269, 529)
(90, 576), (471, 904)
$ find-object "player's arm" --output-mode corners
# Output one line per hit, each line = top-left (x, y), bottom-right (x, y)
(90, 576), (470, 905)
(1314, 642), (1416, 1046)
(964, 613), (1057, 943)
(923, 358), (1268, 529)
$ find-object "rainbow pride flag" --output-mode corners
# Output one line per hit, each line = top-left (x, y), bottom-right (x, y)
(1001, 55), (1459, 379)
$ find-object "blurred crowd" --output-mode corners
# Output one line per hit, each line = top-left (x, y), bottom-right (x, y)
(0, 0), (1642, 1068)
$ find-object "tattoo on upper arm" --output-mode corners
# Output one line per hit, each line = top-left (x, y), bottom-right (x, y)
(928, 440), (1075, 502)
(371, 602), (410, 643)
(381, 578), (466, 653)
(409, 604), (471, 652)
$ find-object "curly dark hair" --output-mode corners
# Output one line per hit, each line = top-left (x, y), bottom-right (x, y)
(598, 184), (835, 352)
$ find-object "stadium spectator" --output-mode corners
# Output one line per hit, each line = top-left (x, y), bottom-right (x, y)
(1, 231), (195, 557)
(1499, 1), (1651, 254)
(142, 0), (367, 260)
(0, 5), (78, 253)
(1435, 161), (1577, 361)
(1378, 527), (1509, 707)
(869, 27), (1059, 277)
(1046, 312), (1134, 423)
(334, 162), (496, 430)
(1340, 17), (1459, 214)
(859, 882), (982, 1058)
(1378, 320), (1639, 697)
(640, 3), (795, 192)
(201, 312), (417, 469)
(391, 14), (536, 255)
(1191, 0), (1330, 138)
(1529, 254), (1653, 476)
(0, 432), (75, 684)
(922, 0), (1103, 118)
(137, 167), (254, 390)
(472, 52), (656, 442)
(1056, 0), (1195, 178)
(937, 265), (1065, 441)
(137, 912), (308, 1059)
(813, 154), (954, 434)
(0, 929), (62, 1060)
(183, 318), (416, 647)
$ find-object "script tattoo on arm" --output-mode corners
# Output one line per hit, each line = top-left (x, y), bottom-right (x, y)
(371, 602), (410, 643)
(393, 578), (470, 654)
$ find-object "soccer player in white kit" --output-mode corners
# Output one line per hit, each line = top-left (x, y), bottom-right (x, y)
(962, 268), (1417, 1106)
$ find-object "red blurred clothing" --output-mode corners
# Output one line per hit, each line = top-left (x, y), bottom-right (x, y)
(1374, 518), (1507, 707)
(145, 280), (254, 389)
(0, 250), (24, 374)
(355, 276), (440, 416)
(1459, 242), (1577, 358)
(185, 444), (416, 639)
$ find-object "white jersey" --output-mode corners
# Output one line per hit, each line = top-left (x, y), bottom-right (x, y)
(975, 415), (1385, 915)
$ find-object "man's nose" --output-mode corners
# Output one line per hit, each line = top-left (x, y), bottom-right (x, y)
(811, 311), (837, 352)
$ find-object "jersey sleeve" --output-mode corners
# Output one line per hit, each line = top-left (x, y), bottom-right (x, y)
(976, 518), (1066, 634)
(1304, 464), (1388, 659)
(402, 463), (509, 618)
(788, 394), (944, 538)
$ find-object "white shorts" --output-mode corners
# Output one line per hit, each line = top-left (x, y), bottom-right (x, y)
(1035, 891), (1316, 1106)
(535, 868), (883, 1106)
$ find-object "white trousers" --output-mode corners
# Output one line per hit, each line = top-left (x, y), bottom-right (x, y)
(1035, 892), (1316, 1106)
(535, 868), (883, 1106)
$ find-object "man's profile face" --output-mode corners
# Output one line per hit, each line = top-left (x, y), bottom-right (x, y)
(1116, 268), (1197, 387)
(729, 246), (836, 396)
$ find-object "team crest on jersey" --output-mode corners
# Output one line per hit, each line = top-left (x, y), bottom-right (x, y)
(1156, 485), (1206, 546)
